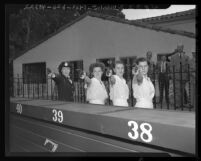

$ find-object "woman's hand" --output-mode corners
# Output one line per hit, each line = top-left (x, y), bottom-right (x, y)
(47, 68), (56, 78)
(48, 72), (56, 78)
(136, 73), (143, 85)
(79, 70), (87, 79)
(79, 70), (91, 84)
(132, 66), (143, 85)
(106, 68), (113, 77)
(109, 75), (116, 85)
(132, 66), (139, 76)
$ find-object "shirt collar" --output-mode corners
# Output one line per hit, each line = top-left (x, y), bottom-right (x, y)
(94, 77), (102, 84)
(63, 75), (71, 80)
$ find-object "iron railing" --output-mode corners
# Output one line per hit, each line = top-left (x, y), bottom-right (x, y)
(10, 66), (196, 111)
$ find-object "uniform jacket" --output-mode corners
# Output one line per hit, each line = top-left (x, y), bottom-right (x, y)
(169, 52), (189, 81)
(189, 58), (196, 82)
(147, 60), (155, 80)
(52, 74), (74, 101)
(156, 60), (171, 76)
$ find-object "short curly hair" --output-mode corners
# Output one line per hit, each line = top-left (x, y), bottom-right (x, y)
(114, 60), (124, 67)
(136, 57), (147, 65)
(89, 62), (105, 74)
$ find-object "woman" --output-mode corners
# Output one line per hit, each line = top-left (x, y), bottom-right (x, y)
(132, 57), (155, 109)
(109, 61), (129, 107)
(48, 61), (74, 102)
(80, 62), (108, 105)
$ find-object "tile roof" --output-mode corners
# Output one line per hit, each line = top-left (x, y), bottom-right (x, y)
(13, 11), (195, 60)
(134, 9), (195, 24)
(87, 11), (195, 38)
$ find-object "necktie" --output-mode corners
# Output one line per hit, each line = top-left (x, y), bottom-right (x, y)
(163, 62), (166, 72)
(161, 62), (166, 73)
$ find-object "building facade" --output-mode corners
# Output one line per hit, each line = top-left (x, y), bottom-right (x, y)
(12, 11), (195, 100)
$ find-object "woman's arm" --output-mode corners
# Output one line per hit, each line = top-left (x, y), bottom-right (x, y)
(149, 80), (155, 99)
(132, 75), (138, 85)
(80, 71), (92, 85)
(48, 72), (60, 83)
(109, 75), (116, 86)
(84, 76), (92, 85)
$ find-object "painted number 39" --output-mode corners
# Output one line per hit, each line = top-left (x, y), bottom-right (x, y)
(52, 109), (63, 123)
(128, 121), (153, 143)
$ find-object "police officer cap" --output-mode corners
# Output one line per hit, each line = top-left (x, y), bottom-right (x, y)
(58, 61), (71, 73)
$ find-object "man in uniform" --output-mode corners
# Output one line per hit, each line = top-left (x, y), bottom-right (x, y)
(170, 44), (189, 108)
(146, 51), (155, 82)
(48, 61), (74, 102)
(156, 55), (171, 106)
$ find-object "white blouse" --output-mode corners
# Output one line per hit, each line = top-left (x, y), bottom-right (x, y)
(133, 76), (155, 109)
(110, 75), (129, 107)
(86, 78), (108, 105)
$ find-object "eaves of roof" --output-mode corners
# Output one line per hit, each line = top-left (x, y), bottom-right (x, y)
(134, 9), (196, 24)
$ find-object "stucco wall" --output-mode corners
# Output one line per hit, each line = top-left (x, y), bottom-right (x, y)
(13, 16), (195, 77)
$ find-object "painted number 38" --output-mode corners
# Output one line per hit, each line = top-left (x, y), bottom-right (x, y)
(128, 121), (153, 143)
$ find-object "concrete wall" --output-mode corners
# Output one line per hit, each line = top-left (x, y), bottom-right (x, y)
(13, 16), (195, 77)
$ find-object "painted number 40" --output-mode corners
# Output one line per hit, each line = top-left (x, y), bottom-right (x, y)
(52, 109), (63, 123)
(128, 121), (153, 143)
(16, 104), (22, 114)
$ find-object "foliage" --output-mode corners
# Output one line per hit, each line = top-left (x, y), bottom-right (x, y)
(9, 7), (125, 60)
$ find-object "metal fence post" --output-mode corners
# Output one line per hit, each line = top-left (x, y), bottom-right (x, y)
(42, 81), (44, 99)
(82, 81), (85, 103)
(78, 81), (80, 103)
(173, 66), (176, 110)
(129, 64), (133, 107)
(28, 76), (29, 98)
(107, 79), (111, 106)
(33, 82), (35, 99)
(153, 65), (157, 109)
(47, 77), (48, 100)
(38, 80), (40, 99)
(51, 78), (53, 100)
(74, 82), (76, 103)
(80, 81), (83, 103)
(80, 81), (82, 103)
(17, 75), (20, 97)
(188, 64), (191, 111)
(166, 70), (169, 110)
(22, 77), (24, 98)
(180, 61), (183, 111)
(83, 81), (86, 103)
(131, 76), (133, 107)
(79, 81), (81, 103)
